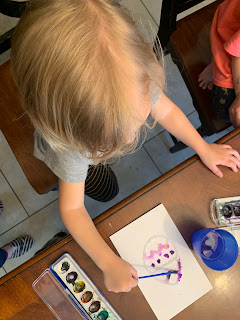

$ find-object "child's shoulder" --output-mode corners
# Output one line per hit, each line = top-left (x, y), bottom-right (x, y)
(33, 130), (93, 183)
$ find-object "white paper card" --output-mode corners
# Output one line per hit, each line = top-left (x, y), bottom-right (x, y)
(110, 204), (212, 320)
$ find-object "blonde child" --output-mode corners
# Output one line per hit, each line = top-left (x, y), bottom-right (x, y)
(11, 0), (240, 293)
(198, 0), (240, 126)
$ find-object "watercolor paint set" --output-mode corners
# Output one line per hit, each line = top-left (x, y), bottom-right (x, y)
(33, 253), (122, 320)
(210, 196), (240, 252)
(210, 196), (240, 226)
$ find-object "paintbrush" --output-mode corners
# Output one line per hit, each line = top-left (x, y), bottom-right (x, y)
(139, 270), (178, 279)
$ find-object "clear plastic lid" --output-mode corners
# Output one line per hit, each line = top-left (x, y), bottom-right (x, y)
(33, 269), (85, 320)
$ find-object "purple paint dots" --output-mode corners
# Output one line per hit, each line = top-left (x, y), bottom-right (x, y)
(151, 263), (155, 267)
(170, 250), (175, 255)
(157, 259), (161, 264)
(164, 254), (169, 258)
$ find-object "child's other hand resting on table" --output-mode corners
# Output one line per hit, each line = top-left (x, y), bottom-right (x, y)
(197, 143), (240, 178)
(198, 63), (213, 90)
(103, 256), (138, 293)
(151, 94), (240, 179)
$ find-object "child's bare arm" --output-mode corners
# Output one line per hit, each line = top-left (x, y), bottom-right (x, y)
(151, 93), (240, 177)
(229, 56), (240, 127)
(59, 179), (138, 292)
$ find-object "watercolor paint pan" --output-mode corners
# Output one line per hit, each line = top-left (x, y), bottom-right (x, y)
(50, 253), (122, 320)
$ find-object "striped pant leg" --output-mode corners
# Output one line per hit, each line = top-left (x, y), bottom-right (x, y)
(85, 164), (119, 202)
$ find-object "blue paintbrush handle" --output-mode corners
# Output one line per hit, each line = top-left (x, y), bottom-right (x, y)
(139, 271), (175, 279)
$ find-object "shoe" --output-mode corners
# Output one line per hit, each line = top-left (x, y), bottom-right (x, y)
(9, 235), (34, 258)
(34, 232), (67, 256)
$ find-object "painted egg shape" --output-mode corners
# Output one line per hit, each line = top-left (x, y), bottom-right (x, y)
(97, 310), (109, 320)
(73, 281), (85, 293)
(59, 261), (70, 273)
(81, 291), (93, 303)
(89, 301), (101, 313)
(66, 271), (78, 284)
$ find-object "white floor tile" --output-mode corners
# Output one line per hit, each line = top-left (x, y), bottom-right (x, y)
(0, 268), (6, 278)
(121, 0), (158, 40)
(144, 129), (195, 174)
(0, 14), (19, 34)
(0, 131), (58, 215)
(0, 50), (10, 66)
(0, 200), (67, 274)
(165, 54), (195, 116)
(141, 0), (163, 26)
(0, 171), (28, 235)
(85, 147), (161, 219)
(0, 12), (16, 66)
(0, 13), (18, 64)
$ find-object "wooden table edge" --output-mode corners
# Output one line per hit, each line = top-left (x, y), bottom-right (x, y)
(1, 127), (239, 286)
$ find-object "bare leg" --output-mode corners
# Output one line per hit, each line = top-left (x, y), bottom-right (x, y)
(198, 63), (213, 90)
(1, 244), (13, 258)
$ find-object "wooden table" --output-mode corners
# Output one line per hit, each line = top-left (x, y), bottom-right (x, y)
(1, 129), (240, 320)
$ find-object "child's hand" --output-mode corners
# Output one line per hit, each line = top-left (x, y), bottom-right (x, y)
(198, 143), (240, 178)
(229, 95), (240, 127)
(198, 64), (213, 90)
(102, 256), (138, 293)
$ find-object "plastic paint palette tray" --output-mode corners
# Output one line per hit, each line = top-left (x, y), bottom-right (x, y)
(33, 253), (122, 320)
(210, 196), (240, 226)
(210, 196), (240, 254)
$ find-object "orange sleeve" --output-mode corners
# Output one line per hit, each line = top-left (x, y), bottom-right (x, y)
(224, 29), (240, 58)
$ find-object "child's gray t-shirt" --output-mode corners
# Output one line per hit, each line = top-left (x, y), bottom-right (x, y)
(34, 131), (93, 183)
(33, 87), (161, 183)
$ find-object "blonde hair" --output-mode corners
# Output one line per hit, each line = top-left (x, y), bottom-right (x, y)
(11, 0), (164, 162)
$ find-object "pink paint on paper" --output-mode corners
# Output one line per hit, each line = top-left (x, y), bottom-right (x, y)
(144, 243), (169, 260)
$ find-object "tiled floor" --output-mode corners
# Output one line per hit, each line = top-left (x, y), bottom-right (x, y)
(0, 0), (233, 278)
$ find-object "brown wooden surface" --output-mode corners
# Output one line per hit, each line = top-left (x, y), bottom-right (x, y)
(1, 128), (240, 320)
(168, 0), (229, 134)
(0, 61), (58, 194)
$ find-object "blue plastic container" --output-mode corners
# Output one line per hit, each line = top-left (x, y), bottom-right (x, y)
(191, 228), (238, 271)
